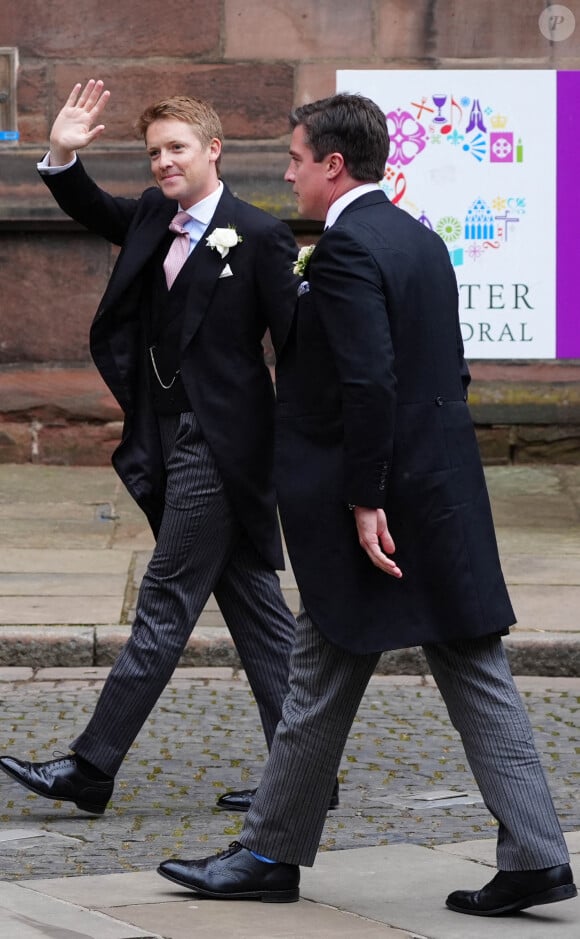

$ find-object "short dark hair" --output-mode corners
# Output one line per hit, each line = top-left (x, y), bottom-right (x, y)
(289, 93), (390, 182)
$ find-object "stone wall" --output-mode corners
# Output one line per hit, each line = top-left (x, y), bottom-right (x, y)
(0, 0), (579, 462)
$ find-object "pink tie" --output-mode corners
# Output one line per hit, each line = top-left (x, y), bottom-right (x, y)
(163, 211), (191, 288)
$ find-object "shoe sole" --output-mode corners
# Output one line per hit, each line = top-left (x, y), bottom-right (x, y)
(0, 763), (108, 816)
(157, 866), (300, 903)
(217, 799), (339, 813)
(446, 882), (578, 916)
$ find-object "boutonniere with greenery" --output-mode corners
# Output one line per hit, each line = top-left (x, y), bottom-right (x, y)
(206, 225), (243, 258)
(293, 244), (315, 277)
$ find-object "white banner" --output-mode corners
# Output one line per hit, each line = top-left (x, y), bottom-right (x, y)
(336, 70), (571, 359)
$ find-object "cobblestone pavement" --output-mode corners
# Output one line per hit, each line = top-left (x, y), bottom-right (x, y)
(1, 671), (578, 881)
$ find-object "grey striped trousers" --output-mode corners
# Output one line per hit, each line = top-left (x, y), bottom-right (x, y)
(239, 611), (570, 869)
(71, 411), (295, 777)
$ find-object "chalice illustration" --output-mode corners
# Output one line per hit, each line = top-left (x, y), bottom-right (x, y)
(432, 93), (447, 123)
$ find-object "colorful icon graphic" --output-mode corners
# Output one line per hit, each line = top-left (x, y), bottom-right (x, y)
(490, 132), (514, 162)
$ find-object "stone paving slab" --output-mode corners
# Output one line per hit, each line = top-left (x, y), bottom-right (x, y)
(0, 464), (121, 503)
(485, 465), (580, 526)
(0, 595), (125, 625)
(0, 502), (104, 522)
(0, 667), (33, 682)
(435, 829), (580, 866)
(17, 870), (411, 938)
(497, 528), (580, 555)
(502, 555), (580, 584)
(114, 898), (409, 938)
(300, 844), (579, 939)
(0, 572), (127, 597)
(0, 548), (133, 574)
(508, 585), (580, 631)
(0, 520), (118, 549)
(0, 880), (157, 939)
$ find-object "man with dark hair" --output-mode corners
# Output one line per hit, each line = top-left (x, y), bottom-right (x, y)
(157, 93), (576, 917)
(0, 80), (300, 815)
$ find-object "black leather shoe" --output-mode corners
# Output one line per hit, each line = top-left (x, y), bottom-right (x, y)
(0, 755), (113, 815)
(157, 841), (299, 902)
(446, 863), (577, 916)
(217, 779), (340, 812)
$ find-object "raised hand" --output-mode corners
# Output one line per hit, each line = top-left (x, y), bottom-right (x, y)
(48, 79), (111, 166)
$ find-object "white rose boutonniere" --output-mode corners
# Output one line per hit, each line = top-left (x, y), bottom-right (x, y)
(206, 225), (243, 258)
(293, 244), (315, 277)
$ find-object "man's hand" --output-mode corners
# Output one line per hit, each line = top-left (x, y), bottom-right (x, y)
(353, 506), (402, 578)
(48, 79), (111, 166)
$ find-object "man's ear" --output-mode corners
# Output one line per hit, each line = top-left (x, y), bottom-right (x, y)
(209, 137), (222, 163)
(325, 152), (344, 179)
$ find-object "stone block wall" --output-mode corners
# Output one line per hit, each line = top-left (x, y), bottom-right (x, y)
(2, 0), (578, 215)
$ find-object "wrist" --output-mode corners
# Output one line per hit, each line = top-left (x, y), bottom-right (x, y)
(48, 146), (75, 167)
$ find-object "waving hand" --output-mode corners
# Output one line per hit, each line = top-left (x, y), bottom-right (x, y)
(49, 79), (111, 166)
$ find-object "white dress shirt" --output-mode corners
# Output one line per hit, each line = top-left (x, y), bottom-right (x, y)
(324, 182), (382, 230)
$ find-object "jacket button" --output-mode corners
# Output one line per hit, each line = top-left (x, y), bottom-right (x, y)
(435, 396), (444, 406)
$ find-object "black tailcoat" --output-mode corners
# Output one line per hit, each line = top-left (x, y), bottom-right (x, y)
(41, 159), (298, 569)
(274, 191), (516, 652)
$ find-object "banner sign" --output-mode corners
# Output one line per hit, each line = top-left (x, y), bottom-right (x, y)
(336, 70), (580, 359)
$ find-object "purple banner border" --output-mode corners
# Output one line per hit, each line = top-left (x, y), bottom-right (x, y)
(557, 71), (580, 358)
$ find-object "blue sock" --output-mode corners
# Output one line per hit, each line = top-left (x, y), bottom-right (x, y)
(250, 850), (278, 864)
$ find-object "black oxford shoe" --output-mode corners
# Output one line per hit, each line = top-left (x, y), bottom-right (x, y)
(217, 778), (340, 812)
(0, 755), (113, 815)
(157, 841), (300, 902)
(446, 863), (577, 916)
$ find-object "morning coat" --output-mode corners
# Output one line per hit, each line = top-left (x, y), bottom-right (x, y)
(41, 158), (298, 570)
(274, 190), (516, 653)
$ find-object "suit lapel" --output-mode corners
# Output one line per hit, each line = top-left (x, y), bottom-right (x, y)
(96, 184), (242, 350)
(179, 184), (239, 352)
(98, 199), (177, 311)
(277, 192), (388, 359)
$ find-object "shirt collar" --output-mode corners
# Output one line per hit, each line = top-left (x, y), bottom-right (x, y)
(181, 180), (224, 224)
(325, 183), (382, 229)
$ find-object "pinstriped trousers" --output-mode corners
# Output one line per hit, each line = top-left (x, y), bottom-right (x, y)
(71, 411), (295, 777)
(239, 610), (570, 870)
